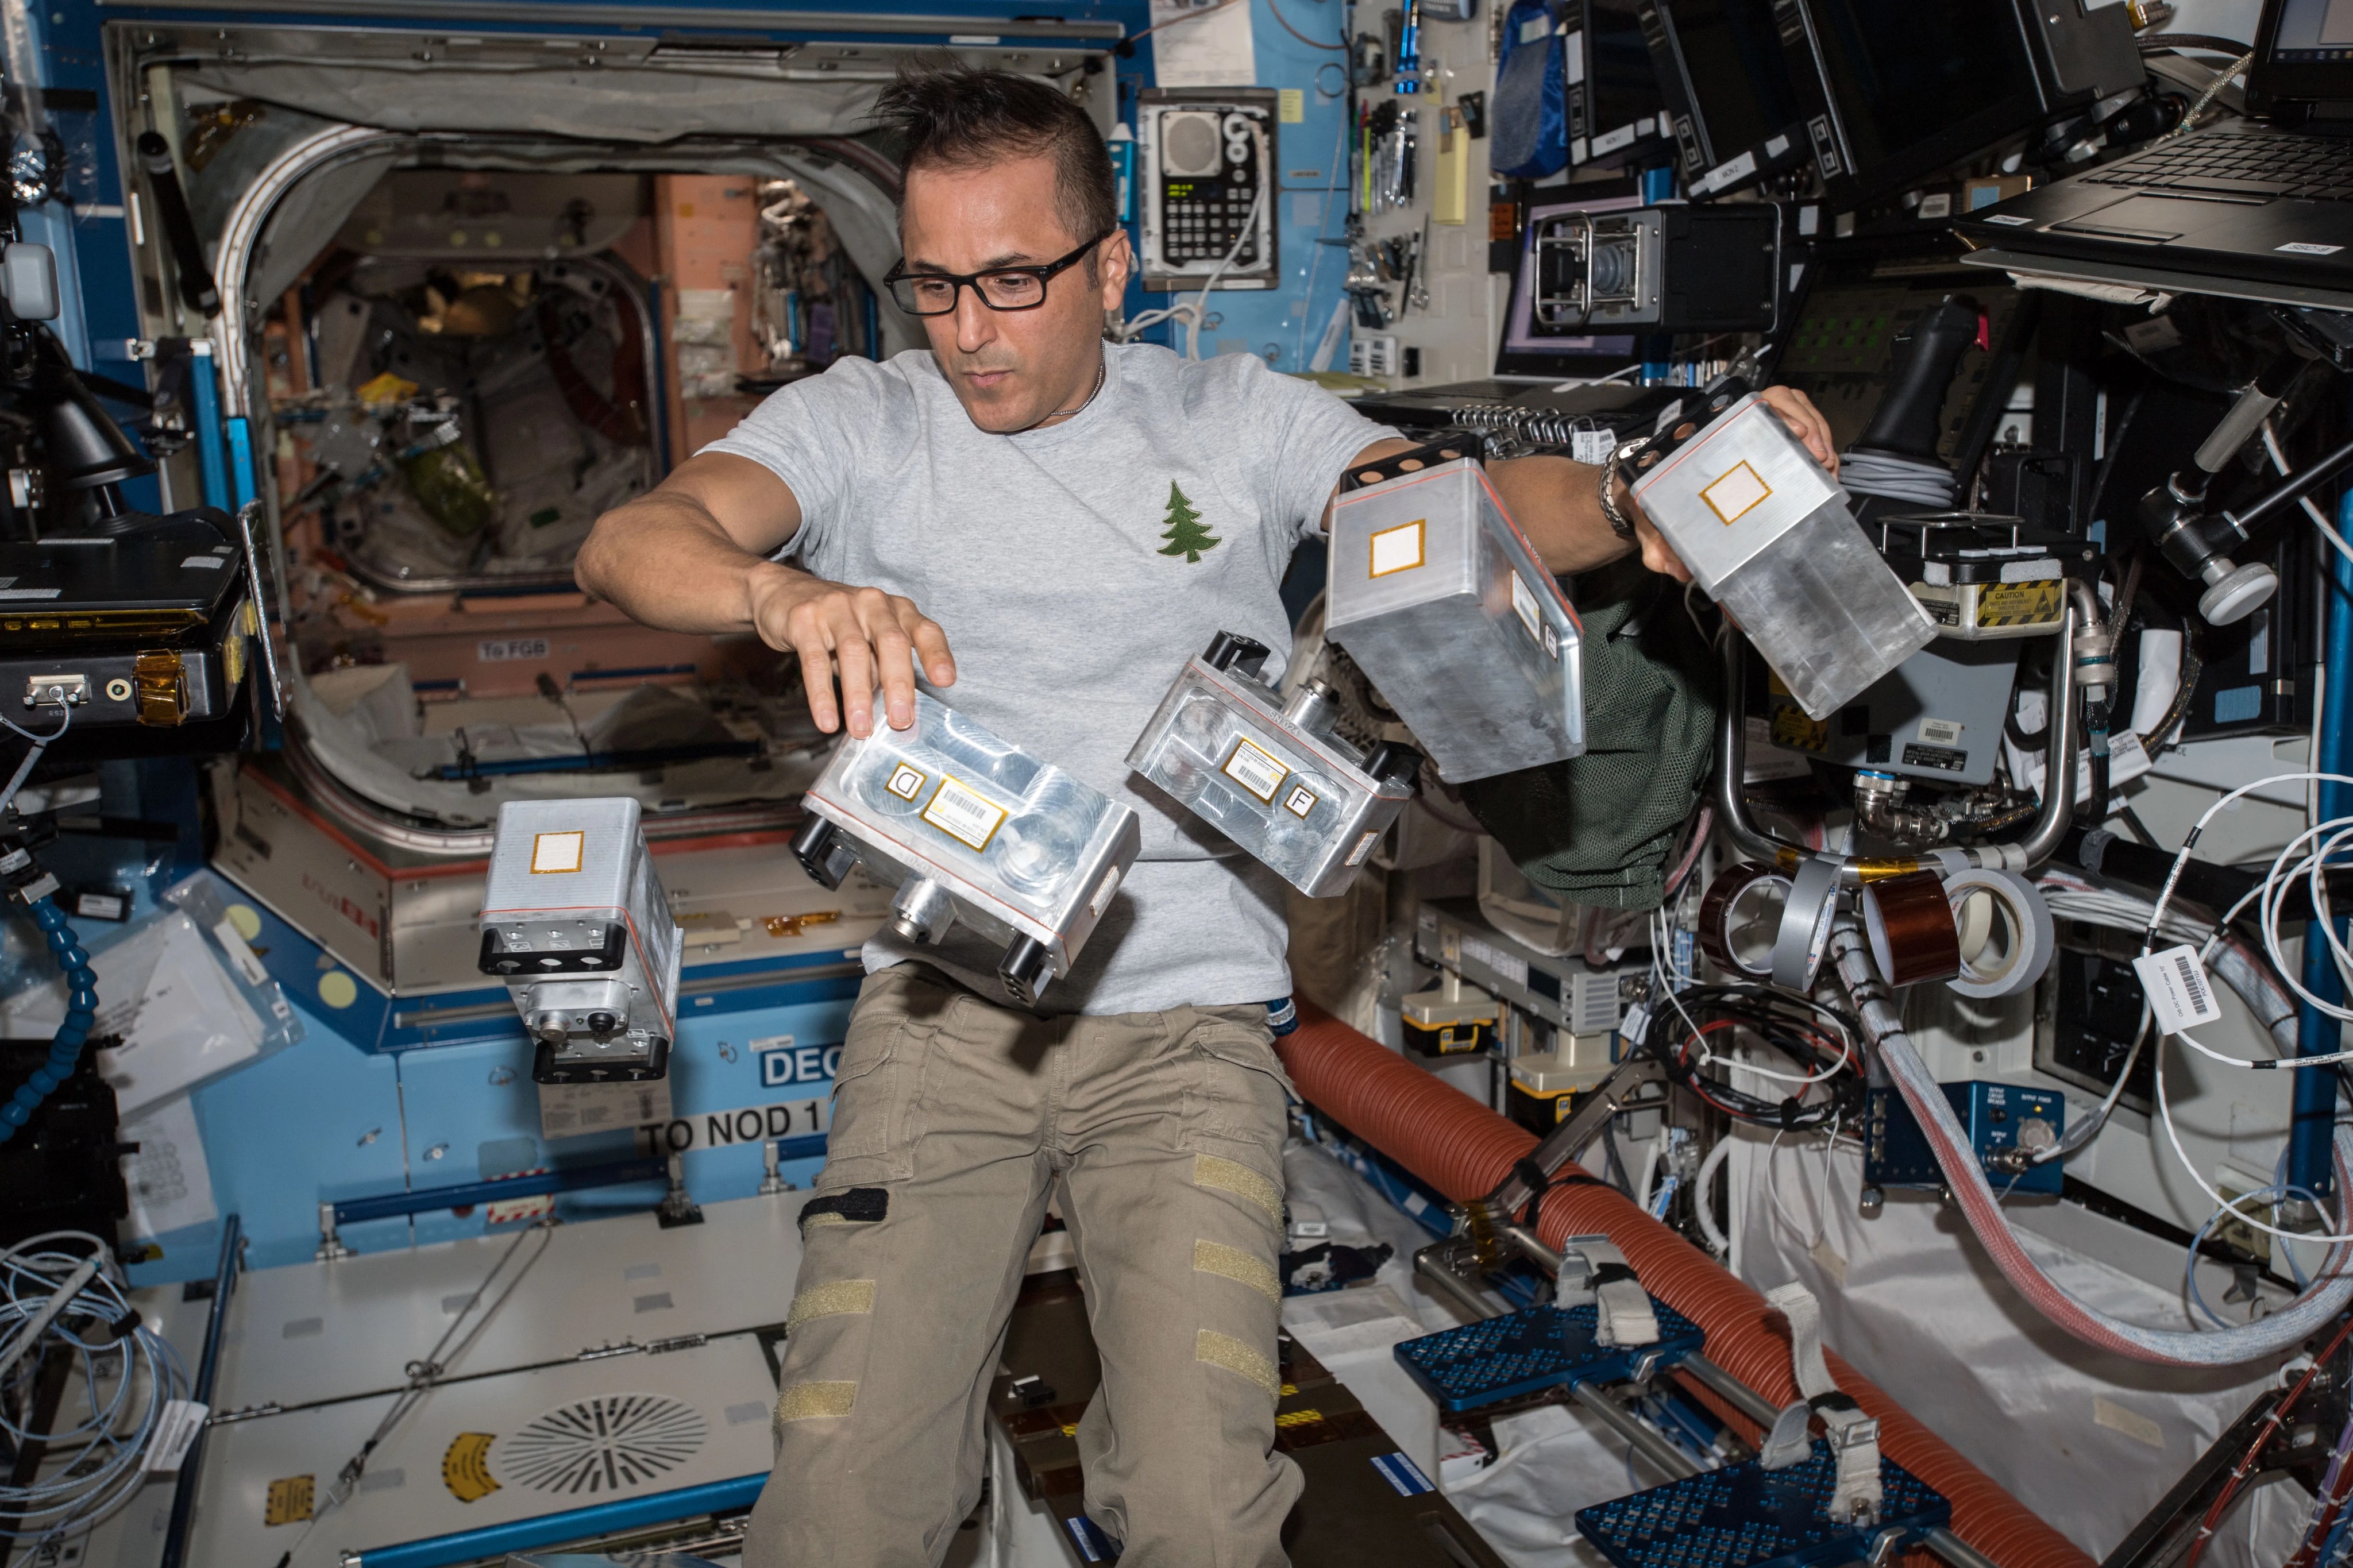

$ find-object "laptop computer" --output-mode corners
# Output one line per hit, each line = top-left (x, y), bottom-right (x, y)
(1955, 0), (2353, 308)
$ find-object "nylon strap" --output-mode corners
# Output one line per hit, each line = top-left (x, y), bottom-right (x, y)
(1764, 1282), (1882, 1525)
(1556, 1235), (1660, 1348)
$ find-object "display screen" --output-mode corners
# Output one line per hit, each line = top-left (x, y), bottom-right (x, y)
(2271, 0), (2353, 60)
(1664, 0), (1802, 158)
(1804, 0), (2036, 182)
(1588, 0), (1663, 137)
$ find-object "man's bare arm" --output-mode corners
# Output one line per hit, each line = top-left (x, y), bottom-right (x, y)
(576, 451), (954, 737)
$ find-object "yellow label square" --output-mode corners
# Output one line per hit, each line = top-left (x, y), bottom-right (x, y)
(1700, 461), (1771, 524)
(530, 831), (585, 874)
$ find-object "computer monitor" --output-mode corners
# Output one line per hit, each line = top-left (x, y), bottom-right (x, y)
(1492, 189), (1644, 380)
(1569, 0), (1675, 170)
(1773, 0), (2050, 204)
(2249, 0), (2353, 109)
(1642, 0), (1809, 197)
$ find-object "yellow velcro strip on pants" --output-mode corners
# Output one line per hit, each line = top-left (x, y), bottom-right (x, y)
(1193, 1154), (1281, 1225)
(1194, 1239), (1280, 1302)
(776, 1381), (858, 1423)
(1195, 1330), (1280, 1397)
(786, 1279), (875, 1330)
(803, 1211), (850, 1227)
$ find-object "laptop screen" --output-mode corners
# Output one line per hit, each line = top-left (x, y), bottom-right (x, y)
(2270, 0), (2353, 61)
(2250, 0), (2353, 103)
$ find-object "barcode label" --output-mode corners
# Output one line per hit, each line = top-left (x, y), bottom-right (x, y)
(1571, 429), (1614, 465)
(2132, 944), (2224, 1033)
(920, 776), (1008, 852)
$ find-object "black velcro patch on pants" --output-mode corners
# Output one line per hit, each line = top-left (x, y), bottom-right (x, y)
(800, 1188), (890, 1229)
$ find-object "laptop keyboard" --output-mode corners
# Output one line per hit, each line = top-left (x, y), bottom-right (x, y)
(2088, 133), (2353, 201)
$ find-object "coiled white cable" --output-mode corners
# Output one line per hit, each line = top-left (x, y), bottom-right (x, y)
(0, 1232), (187, 1546)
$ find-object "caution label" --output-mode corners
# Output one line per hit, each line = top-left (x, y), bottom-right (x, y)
(1769, 704), (1829, 754)
(264, 1474), (315, 1526)
(1976, 580), (2063, 628)
(443, 1432), (502, 1503)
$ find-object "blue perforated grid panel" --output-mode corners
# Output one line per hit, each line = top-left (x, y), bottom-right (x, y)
(1391, 1299), (1705, 1415)
(1575, 1442), (1951, 1568)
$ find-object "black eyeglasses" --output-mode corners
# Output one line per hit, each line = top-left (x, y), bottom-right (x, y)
(882, 231), (1113, 316)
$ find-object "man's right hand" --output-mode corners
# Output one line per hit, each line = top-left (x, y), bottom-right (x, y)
(747, 567), (957, 737)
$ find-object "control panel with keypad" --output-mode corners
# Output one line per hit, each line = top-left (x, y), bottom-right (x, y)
(1138, 88), (1278, 292)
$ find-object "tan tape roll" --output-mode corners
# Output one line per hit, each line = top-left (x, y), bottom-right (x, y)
(1861, 870), (1963, 987)
(1699, 862), (1789, 980)
(1943, 868), (2055, 999)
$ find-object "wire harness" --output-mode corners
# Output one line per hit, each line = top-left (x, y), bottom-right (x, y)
(0, 1231), (189, 1547)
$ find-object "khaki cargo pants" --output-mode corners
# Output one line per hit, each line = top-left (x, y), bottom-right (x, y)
(745, 962), (1302, 1567)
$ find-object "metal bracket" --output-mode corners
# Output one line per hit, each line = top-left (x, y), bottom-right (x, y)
(1481, 1053), (1673, 1221)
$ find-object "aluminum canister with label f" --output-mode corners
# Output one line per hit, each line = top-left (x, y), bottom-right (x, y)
(1127, 630), (1422, 898)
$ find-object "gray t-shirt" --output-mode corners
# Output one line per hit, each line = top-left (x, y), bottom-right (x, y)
(706, 342), (1386, 1015)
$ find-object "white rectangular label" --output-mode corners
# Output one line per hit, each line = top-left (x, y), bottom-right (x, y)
(1089, 865), (1123, 917)
(1346, 829), (1381, 866)
(1916, 717), (1964, 748)
(1368, 519), (1425, 577)
(1700, 150), (1757, 192)
(179, 555), (227, 570)
(142, 1400), (209, 1472)
(210, 917), (269, 988)
(1462, 935), (1531, 988)
(1917, 192), (1952, 219)
(1519, 13), (1550, 41)
(1563, 31), (1584, 83)
(2278, 241), (2345, 255)
(2134, 944), (2223, 1033)
(1982, 213), (2032, 226)
(1283, 782), (1319, 817)
(0, 588), (59, 600)
(921, 775), (1008, 851)
(1222, 737), (1289, 801)
(531, 830), (585, 874)
(1590, 123), (1635, 156)
(1509, 569), (1546, 650)
(479, 637), (550, 662)
(1571, 429), (1614, 465)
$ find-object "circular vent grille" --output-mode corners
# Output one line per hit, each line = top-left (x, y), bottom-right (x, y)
(497, 1393), (707, 1494)
(1162, 111), (1224, 178)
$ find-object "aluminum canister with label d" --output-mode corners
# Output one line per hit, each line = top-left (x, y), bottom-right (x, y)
(1324, 439), (1585, 782)
(790, 692), (1141, 1008)
(1127, 630), (1422, 898)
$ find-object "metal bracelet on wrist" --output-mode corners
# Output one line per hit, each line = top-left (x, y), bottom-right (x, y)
(1596, 451), (1637, 542)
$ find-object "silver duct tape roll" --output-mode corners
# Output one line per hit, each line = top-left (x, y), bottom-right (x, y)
(1770, 856), (1841, 992)
(1943, 868), (2055, 999)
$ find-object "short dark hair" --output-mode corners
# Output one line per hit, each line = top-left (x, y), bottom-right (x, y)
(871, 64), (1117, 252)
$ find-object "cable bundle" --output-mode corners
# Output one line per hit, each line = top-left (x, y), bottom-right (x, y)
(0, 1232), (188, 1547)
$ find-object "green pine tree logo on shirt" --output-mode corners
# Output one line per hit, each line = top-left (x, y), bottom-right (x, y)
(1156, 481), (1220, 563)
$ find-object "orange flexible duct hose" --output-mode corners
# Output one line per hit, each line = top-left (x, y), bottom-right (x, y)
(1278, 1003), (2092, 1568)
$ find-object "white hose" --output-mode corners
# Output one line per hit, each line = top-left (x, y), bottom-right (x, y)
(1693, 1137), (1733, 1257)
(1834, 920), (2353, 1366)
(1633, 1132), (1663, 1213)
